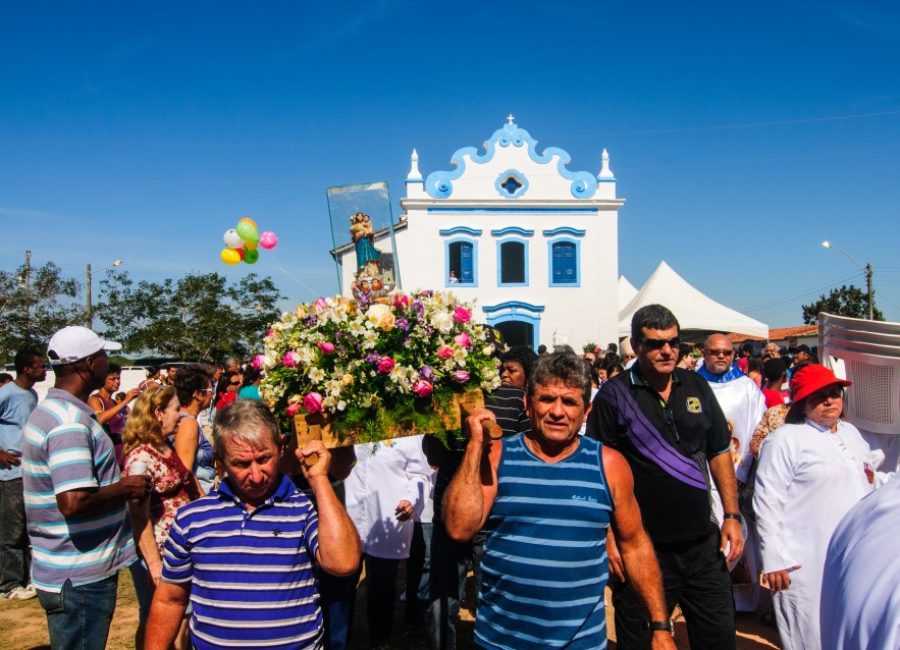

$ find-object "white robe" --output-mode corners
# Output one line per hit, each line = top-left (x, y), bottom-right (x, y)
(344, 435), (432, 560)
(705, 372), (766, 611)
(754, 419), (874, 650)
(821, 473), (900, 649)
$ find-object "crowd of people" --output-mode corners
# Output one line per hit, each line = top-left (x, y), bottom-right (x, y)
(0, 308), (897, 649)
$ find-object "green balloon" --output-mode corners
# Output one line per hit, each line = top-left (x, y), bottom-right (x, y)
(236, 221), (259, 244)
(243, 248), (260, 264)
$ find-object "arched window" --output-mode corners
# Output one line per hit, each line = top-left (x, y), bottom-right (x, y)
(498, 240), (528, 286)
(447, 240), (476, 285)
(549, 240), (579, 286)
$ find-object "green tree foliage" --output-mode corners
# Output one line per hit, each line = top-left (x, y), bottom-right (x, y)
(801, 284), (884, 324)
(0, 262), (82, 362)
(96, 271), (283, 361)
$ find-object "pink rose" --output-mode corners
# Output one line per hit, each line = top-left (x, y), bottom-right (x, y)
(412, 380), (434, 398)
(314, 297), (328, 312)
(317, 341), (335, 355)
(265, 328), (275, 339)
(436, 347), (454, 360)
(286, 402), (302, 417)
(392, 293), (410, 309)
(454, 332), (472, 348)
(451, 370), (471, 384)
(252, 354), (266, 370)
(283, 351), (301, 367)
(302, 392), (324, 414)
(376, 356), (395, 374)
(452, 306), (471, 324)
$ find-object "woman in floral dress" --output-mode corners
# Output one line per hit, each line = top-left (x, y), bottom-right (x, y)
(123, 385), (200, 648)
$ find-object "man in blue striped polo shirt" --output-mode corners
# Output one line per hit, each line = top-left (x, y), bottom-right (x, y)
(146, 399), (361, 650)
(443, 351), (675, 649)
(24, 326), (151, 650)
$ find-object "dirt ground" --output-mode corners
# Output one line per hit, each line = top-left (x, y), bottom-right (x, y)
(0, 568), (780, 650)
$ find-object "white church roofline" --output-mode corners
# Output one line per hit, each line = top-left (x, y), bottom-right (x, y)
(401, 197), (625, 211)
(423, 118), (607, 201)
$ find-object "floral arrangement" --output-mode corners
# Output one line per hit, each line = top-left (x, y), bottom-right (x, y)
(258, 290), (502, 443)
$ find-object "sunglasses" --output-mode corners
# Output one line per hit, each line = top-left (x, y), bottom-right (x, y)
(810, 386), (844, 401)
(706, 349), (734, 357)
(640, 337), (680, 350)
(228, 381), (241, 387)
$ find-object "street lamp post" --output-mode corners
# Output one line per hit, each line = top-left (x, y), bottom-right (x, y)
(821, 241), (874, 320)
(86, 260), (122, 329)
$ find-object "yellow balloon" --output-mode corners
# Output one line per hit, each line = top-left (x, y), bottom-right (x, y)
(220, 247), (241, 265)
(239, 217), (258, 230)
(244, 239), (258, 251)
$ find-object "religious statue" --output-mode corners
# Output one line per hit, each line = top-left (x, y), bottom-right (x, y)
(349, 211), (394, 300)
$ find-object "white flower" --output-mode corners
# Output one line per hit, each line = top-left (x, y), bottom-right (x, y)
(308, 367), (325, 384)
(430, 311), (454, 333)
(337, 400), (347, 411)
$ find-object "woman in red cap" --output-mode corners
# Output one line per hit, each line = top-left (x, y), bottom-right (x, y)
(753, 364), (879, 650)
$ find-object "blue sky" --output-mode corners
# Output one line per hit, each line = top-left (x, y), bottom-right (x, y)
(2, 1), (900, 328)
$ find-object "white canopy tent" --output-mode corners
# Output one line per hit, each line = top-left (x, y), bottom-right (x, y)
(618, 261), (768, 338)
(617, 275), (639, 313)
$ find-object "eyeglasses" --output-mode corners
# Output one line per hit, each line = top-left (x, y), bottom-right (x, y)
(706, 349), (734, 357)
(810, 387), (844, 401)
(229, 381), (241, 387)
(640, 337), (680, 350)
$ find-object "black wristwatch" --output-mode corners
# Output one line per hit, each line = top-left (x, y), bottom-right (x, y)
(649, 620), (673, 633)
(723, 512), (743, 523)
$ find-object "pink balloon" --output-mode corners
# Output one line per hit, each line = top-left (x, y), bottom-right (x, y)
(259, 231), (279, 250)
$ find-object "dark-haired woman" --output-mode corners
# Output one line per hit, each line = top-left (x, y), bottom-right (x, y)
(173, 365), (216, 494)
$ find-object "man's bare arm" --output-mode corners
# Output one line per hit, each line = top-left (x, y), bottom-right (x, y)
(299, 441), (362, 577)
(145, 581), (190, 650)
(56, 475), (150, 518)
(442, 409), (500, 543)
(708, 451), (744, 563)
(604, 447), (676, 650)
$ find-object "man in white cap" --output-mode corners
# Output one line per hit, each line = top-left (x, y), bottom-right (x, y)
(23, 326), (151, 650)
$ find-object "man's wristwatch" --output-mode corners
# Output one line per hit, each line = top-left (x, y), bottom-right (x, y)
(648, 620), (674, 633)
(723, 512), (742, 523)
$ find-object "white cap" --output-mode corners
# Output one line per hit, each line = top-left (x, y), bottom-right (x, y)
(47, 326), (122, 366)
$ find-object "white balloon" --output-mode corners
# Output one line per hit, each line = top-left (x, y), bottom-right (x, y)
(223, 229), (243, 248)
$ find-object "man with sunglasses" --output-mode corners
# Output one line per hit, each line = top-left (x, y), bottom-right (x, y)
(586, 305), (743, 649)
(696, 333), (766, 613)
(23, 326), (151, 650)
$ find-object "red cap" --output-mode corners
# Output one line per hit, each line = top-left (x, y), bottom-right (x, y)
(789, 364), (851, 403)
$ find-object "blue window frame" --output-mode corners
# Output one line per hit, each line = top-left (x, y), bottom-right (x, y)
(497, 239), (529, 287)
(445, 239), (478, 287)
(548, 239), (580, 287)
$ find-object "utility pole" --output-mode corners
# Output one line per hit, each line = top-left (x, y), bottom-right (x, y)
(866, 263), (874, 321)
(85, 263), (92, 328)
(24, 250), (31, 324)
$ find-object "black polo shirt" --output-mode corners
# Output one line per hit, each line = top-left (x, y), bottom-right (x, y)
(586, 365), (730, 543)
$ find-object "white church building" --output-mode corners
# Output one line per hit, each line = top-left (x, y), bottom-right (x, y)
(335, 117), (624, 350)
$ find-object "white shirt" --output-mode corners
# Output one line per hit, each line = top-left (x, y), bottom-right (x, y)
(821, 473), (900, 649)
(704, 373), (766, 483)
(344, 435), (431, 559)
(754, 418), (873, 574)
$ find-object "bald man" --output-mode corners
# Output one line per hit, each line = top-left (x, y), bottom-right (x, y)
(697, 333), (766, 612)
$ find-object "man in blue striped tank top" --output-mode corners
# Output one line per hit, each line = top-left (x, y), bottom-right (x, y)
(444, 352), (675, 650)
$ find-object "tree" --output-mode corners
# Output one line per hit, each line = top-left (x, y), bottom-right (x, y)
(801, 284), (884, 324)
(0, 262), (82, 363)
(95, 271), (283, 361)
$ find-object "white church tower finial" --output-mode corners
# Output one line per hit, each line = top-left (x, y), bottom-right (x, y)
(506, 113), (515, 125)
(407, 148), (422, 182)
(598, 148), (615, 179)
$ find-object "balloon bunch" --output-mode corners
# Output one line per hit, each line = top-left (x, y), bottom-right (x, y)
(220, 218), (279, 265)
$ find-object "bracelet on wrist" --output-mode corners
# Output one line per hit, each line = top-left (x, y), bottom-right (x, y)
(723, 512), (742, 523)
(648, 620), (673, 633)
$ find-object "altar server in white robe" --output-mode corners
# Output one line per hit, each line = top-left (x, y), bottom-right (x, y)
(696, 333), (766, 611)
(754, 364), (875, 650)
(820, 472), (900, 649)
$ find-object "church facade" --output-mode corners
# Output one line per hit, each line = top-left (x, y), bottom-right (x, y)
(336, 117), (624, 350)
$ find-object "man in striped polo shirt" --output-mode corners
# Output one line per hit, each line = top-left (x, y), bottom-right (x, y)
(444, 351), (675, 649)
(24, 326), (151, 650)
(146, 399), (361, 650)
